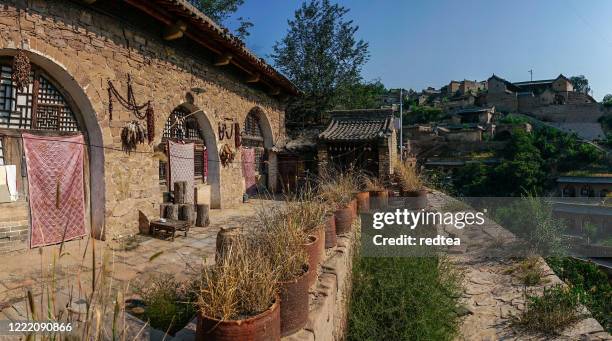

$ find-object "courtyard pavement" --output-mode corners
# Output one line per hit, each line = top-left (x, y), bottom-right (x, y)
(0, 198), (278, 322)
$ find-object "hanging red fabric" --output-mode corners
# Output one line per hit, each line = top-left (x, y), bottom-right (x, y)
(203, 147), (208, 181)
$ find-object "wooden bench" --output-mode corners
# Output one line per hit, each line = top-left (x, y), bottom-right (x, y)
(150, 219), (190, 241)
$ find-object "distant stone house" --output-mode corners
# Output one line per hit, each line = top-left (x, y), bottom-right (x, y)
(557, 176), (612, 198)
(318, 109), (397, 179)
(486, 74), (597, 114)
(436, 124), (485, 142)
(0, 0), (298, 252)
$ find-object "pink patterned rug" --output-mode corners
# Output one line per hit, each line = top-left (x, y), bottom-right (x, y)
(241, 147), (257, 195)
(168, 141), (194, 203)
(23, 133), (86, 248)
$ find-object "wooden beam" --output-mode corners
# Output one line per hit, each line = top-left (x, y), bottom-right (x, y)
(163, 20), (187, 41)
(81, 0), (97, 4)
(214, 53), (233, 66)
(246, 73), (260, 83)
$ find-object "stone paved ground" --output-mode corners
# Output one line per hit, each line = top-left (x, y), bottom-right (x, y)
(428, 191), (611, 341)
(0, 199), (279, 324)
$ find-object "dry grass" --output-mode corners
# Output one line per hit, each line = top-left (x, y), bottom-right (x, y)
(393, 161), (423, 192)
(197, 239), (277, 321)
(255, 205), (309, 282)
(364, 177), (386, 191)
(317, 170), (359, 208)
(286, 190), (328, 233)
(506, 257), (549, 287)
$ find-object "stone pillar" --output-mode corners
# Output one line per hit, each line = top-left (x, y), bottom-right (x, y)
(267, 150), (278, 193)
(378, 139), (391, 180)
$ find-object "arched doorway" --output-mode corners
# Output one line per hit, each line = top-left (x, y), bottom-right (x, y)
(242, 107), (275, 193)
(0, 49), (105, 243)
(159, 103), (221, 208)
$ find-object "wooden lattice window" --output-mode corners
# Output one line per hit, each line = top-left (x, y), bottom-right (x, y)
(0, 63), (79, 132)
(159, 107), (207, 184)
(243, 111), (265, 174)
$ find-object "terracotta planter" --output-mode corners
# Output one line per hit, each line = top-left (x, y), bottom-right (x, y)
(334, 206), (353, 235)
(355, 191), (370, 213)
(196, 297), (281, 341)
(350, 198), (358, 219)
(278, 266), (310, 336)
(324, 214), (337, 248)
(369, 190), (388, 210)
(303, 235), (322, 287)
(401, 189), (428, 209)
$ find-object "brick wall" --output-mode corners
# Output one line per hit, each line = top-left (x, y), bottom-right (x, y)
(0, 0), (288, 243)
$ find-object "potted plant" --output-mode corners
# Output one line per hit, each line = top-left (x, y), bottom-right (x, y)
(256, 207), (311, 336)
(394, 161), (427, 209)
(318, 175), (355, 235)
(366, 178), (388, 210)
(286, 197), (327, 286)
(196, 240), (280, 341)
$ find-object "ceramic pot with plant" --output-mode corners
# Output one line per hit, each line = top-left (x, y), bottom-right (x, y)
(334, 203), (353, 234)
(324, 213), (337, 248)
(355, 191), (370, 213)
(394, 161), (428, 209)
(196, 242), (280, 341)
(303, 234), (321, 287)
(256, 207), (311, 336)
(366, 178), (388, 210)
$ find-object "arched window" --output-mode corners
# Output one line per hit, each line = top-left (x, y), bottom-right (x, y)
(159, 107), (207, 184)
(242, 111), (265, 174)
(0, 63), (79, 131)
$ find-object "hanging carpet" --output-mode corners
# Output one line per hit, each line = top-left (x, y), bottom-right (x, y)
(168, 140), (195, 203)
(23, 133), (86, 248)
(241, 147), (257, 195)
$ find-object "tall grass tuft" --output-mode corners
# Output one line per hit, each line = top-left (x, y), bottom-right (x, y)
(197, 239), (277, 320)
(393, 160), (423, 192)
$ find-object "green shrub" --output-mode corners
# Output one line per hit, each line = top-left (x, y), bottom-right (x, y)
(347, 256), (462, 341)
(136, 274), (197, 335)
(511, 284), (584, 335)
(546, 257), (612, 332)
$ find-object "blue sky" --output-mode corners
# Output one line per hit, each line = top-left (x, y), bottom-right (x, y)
(227, 0), (612, 100)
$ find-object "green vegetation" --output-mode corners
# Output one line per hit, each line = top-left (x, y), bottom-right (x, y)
(546, 257), (612, 332)
(499, 114), (529, 125)
(404, 105), (445, 124)
(489, 196), (566, 256)
(511, 284), (585, 335)
(347, 257), (462, 341)
(272, 0), (370, 123)
(136, 274), (197, 335)
(506, 258), (547, 286)
(452, 127), (604, 197)
(570, 75), (591, 95)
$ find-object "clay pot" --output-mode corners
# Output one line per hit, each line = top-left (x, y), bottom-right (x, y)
(278, 266), (310, 336)
(324, 214), (337, 248)
(369, 190), (389, 210)
(355, 191), (370, 213)
(401, 189), (428, 209)
(196, 296), (281, 341)
(334, 206), (353, 235)
(303, 235), (321, 287)
(350, 198), (358, 219)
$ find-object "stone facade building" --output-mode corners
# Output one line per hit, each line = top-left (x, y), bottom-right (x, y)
(0, 0), (298, 252)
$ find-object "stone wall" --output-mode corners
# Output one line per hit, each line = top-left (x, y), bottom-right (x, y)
(529, 104), (604, 123)
(485, 92), (517, 113)
(0, 0), (287, 242)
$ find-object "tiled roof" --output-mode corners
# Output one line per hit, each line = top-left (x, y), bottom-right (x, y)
(123, 0), (299, 95)
(319, 109), (394, 142)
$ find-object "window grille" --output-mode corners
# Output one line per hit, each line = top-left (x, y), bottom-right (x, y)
(160, 107), (206, 184)
(0, 64), (79, 132)
(243, 112), (265, 174)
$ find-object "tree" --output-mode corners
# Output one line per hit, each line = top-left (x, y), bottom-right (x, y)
(333, 80), (386, 110)
(272, 0), (369, 123)
(570, 75), (591, 94)
(603, 94), (612, 107)
(194, 0), (252, 38)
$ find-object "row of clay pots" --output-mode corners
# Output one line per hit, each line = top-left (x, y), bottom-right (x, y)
(198, 191), (386, 341)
